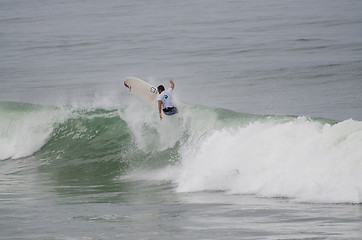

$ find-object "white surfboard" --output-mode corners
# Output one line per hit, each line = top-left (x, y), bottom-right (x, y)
(123, 77), (158, 107)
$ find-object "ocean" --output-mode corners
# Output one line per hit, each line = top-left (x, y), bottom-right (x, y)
(1, 0), (362, 239)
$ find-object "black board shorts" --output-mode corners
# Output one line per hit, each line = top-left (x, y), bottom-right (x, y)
(163, 106), (178, 116)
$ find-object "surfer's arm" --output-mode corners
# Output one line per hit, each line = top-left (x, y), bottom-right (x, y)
(158, 100), (163, 120)
(170, 79), (174, 89)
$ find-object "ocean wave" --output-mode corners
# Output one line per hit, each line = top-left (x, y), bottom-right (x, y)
(173, 116), (362, 203)
(0, 102), (70, 159)
(1, 101), (361, 203)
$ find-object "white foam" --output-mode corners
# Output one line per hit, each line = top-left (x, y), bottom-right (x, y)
(118, 100), (186, 152)
(0, 106), (69, 160)
(119, 103), (362, 203)
(173, 117), (362, 203)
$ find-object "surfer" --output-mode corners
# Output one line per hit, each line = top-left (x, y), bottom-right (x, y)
(157, 79), (178, 120)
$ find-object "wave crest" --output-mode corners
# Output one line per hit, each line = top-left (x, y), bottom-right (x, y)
(2, 101), (362, 203)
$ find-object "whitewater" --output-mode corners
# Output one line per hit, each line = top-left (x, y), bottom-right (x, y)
(2, 101), (361, 204)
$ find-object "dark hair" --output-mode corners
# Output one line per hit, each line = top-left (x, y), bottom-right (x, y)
(157, 85), (165, 92)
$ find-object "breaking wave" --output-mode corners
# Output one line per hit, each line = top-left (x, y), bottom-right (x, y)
(1, 101), (362, 203)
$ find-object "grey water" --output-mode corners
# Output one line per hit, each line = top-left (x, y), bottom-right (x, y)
(1, 0), (362, 239)
(1, 0), (362, 120)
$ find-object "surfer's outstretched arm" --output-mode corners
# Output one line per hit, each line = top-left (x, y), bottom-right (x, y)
(170, 79), (175, 89)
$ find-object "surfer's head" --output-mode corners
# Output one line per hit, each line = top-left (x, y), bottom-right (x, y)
(157, 85), (165, 93)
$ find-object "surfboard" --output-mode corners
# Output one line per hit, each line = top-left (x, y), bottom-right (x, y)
(123, 77), (158, 107)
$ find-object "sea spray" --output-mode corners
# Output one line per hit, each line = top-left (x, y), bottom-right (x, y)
(175, 117), (362, 203)
(0, 102), (70, 160)
(118, 101), (186, 153)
